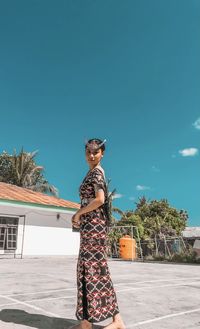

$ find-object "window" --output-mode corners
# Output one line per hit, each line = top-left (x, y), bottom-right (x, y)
(0, 217), (19, 250)
(0, 227), (6, 250)
(0, 217), (18, 225)
(7, 227), (18, 250)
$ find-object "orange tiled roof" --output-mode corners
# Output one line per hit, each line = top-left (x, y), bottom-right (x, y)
(0, 182), (80, 209)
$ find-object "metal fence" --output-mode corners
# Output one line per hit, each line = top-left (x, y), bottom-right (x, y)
(139, 236), (188, 260)
(107, 225), (194, 262)
(107, 225), (143, 261)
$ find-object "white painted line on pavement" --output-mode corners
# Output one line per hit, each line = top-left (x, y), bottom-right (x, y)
(0, 295), (77, 308)
(2, 278), (200, 299)
(2, 281), (200, 308)
(0, 294), (61, 318)
(4, 287), (76, 297)
(23, 295), (76, 303)
(116, 280), (200, 293)
(115, 277), (200, 286)
(34, 272), (72, 281)
(0, 302), (19, 308)
(126, 307), (200, 328)
(2, 283), (123, 298)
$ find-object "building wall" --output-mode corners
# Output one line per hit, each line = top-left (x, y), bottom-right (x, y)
(22, 225), (80, 255)
(0, 203), (80, 256)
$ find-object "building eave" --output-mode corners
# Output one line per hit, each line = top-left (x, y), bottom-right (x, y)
(0, 198), (79, 213)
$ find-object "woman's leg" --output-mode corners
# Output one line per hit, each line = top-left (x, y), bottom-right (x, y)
(69, 319), (93, 329)
(103, 312), (125, 329)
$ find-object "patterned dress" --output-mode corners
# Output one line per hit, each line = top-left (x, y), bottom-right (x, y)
(75, 165), (120, 323)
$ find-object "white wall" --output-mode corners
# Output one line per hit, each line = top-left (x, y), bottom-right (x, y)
(16, 216), (25, 255)
(22, 225), (80, 255)
(0, 203), (80, 256)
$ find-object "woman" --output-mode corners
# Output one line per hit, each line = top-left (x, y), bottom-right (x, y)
(71, 138), (125, 329)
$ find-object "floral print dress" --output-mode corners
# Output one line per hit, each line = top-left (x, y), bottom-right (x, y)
(75, 165), (120, 323)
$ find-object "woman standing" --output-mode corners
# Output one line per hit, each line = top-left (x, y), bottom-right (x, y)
(71, 138), (125, 329)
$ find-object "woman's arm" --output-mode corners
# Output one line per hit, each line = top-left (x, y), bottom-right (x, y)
(79, 189), (105, 216)
(71, 189), (105, 227)
(72, 167), (106, 227)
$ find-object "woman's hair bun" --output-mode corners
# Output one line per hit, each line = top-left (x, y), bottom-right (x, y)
(85, 138), (106, 152)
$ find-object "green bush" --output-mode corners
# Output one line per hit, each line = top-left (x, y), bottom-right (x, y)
(170, 251), (200, 264)
(150, 250), (200, 264)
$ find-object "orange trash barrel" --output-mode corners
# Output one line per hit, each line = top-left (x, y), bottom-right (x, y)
(119, 235), (136, 260)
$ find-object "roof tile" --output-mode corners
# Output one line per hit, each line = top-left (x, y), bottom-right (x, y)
(0, 182), (80, 209)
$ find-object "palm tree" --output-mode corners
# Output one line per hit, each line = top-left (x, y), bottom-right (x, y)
(0, 148), (58, 196)
(112, 206), (125, 218)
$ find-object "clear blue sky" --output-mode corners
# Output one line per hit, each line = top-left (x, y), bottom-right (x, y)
(0, 0), (199, 226)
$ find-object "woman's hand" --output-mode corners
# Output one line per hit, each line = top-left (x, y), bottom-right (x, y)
(71, 212), (81, 228)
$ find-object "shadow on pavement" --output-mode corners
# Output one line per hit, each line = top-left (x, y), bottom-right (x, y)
(0, 309), (104, 329)
(0, 309), (75, 328)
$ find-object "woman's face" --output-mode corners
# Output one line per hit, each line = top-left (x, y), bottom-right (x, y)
(85, 144), (104, 168)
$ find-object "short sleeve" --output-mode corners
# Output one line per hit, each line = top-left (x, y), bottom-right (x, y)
(91, 168), (105, 194)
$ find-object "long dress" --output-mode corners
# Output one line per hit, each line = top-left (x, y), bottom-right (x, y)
(75, 165), (120, 323)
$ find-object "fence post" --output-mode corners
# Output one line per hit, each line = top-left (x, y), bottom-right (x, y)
(155, 235), (158, 256)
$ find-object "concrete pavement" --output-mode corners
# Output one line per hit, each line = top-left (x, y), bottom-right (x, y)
(0, 256), (200, 329)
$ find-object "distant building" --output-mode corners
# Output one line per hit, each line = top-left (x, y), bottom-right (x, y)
(182, 227), (200, 240)
(183, 226), (200, 258)
(0, 182), (80, 257)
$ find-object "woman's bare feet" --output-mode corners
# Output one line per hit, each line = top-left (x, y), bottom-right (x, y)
(69, 319), (93, 329)
(103, 313), (125, 329)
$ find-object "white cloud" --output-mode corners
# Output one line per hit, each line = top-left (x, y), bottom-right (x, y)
(112, 193), (123, 199)
(152, 165), (160, 172)
(136, 185), (150, 191)
(193, 118), (200, 130)
(179, 148), (198, 157)
(129, 196), (135, 201)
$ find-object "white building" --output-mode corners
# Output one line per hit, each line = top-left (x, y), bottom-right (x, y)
(183, 226), (200, 258)
(0, 182), (80, 257)
(182, 227), (200, 240)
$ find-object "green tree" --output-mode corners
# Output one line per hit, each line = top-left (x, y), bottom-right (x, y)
(134, 197), (188, 238)
(107, 195), (188, 259)
(116, 211), (145, 239)
(116, 196), (188, 240)
(0, 149), (58, 196)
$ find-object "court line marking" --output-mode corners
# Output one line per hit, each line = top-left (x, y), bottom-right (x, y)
(4, 287), (76, 297)
(1, 279), (200, 303)
(33, 272), (72, 282)
(116, 281), (200, 293)
(1, 280), (200, 308)
(126, 307), (200, 328)
(0, 302), (19, 307)
(2, 277), (200, 298)
(0, 295), (77, 308)
(1, 283), (200, 322)
(26, 295), (76, 302)
(0, 294), (61, 318)
(111, 271), (199, 277)
(115, 277), (200, 286)
(1, 283), (125, 298)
